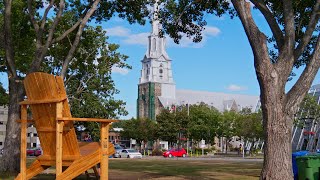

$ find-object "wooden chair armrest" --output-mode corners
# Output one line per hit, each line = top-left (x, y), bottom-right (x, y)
(56, 117), (119, 123)
(19, 97), (67, 105)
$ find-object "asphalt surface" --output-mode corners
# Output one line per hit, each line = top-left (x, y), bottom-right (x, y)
(115, 155), (263, 162)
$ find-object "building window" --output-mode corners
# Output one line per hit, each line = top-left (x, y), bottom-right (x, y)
(152, 38), (156, 51)
(0, 142), (2, 146)
(34, 133), (38, 137)
(159, 69), (163, 74)
(0, 111), (4, 115)
(146, 64), (150, 78)
(33, 143), (36, 147)
(27, 133), (30, 137)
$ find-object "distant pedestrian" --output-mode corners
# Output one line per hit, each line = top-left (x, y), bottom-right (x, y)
(239, 144), (243, 155)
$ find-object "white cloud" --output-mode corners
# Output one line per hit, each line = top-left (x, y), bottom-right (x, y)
(105, 26), (130, 37)
(122, 33), (149, 46)
(204, 26), (221, 36)
(112, 66), (130, 75)
(105, 25), (221, 48)
(167, 36), (200, 48)
(226, 84), (248, 91)
(168, 25), (221, 48)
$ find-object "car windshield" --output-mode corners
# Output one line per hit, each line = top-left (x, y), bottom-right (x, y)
(127, 149), (138, 153)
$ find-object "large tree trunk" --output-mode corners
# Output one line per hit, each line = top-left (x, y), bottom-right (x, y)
(231, 0), (320, 179)
(259, 75), (294, 180)
(0, 78), (24, 173)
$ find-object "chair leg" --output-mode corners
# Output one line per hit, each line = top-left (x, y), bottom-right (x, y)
(93, 165), (100, 179)
(100, 123), (110, 179)
(85, 170), (90, 179)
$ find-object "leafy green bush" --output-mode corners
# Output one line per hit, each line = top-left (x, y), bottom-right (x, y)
(191, 147), (216, 155)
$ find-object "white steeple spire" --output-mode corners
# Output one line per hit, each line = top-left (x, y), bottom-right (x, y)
(152, 0), (160, 35)
(139, 0), (175, 97)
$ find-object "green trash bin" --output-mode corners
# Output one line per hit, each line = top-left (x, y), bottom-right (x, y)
(296, 154), (320, 180)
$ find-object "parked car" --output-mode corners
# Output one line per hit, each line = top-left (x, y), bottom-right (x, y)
(163, 148), (187, 158)
(27, 147), (42, 156)
(119, 149), (142, 159)
(113, 144), (124, 158)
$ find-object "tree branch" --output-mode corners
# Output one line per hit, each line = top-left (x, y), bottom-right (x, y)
(274, 0), (296, 84)
(27, 0), (39, 33)
(43, 0), (65, 50)
(51, 2), (92, 44)
(282, 0), (295, 53)
(40, 0), (54, 30)
(287, 34), (320, 108)
(29, 0), (65, 73)
(294, 0), (320, 61)
(250, 0), (284, 49)
(231, 0), (270, 67)
(4, 0), (17, 78)
(51, 20), (81, 44)
(61, 0), (101, 78)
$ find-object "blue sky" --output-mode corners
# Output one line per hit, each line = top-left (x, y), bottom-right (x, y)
(0, 8), (319, 119)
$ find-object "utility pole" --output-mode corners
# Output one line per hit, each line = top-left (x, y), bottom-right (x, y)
(186, 103), (190, 155)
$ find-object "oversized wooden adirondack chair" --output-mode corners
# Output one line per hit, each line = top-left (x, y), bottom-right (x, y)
(15, 72), (117, 180)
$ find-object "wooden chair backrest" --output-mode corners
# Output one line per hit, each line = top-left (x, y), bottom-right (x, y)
(24, 72), (80, 157)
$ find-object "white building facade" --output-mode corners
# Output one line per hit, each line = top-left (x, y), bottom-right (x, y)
(0, 106), (8, 150)
(0, 106), (40, 150)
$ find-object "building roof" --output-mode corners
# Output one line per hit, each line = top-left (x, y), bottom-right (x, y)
(158, 89), (260, 112)
(310, 84), (320, 92)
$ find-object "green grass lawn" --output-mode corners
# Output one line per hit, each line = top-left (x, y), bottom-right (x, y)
(0, 158), (262, 180)
(109, 158), (262, 179)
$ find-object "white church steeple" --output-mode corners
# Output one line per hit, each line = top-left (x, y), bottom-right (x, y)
(138, 0), (175, 99)
(139, 0), (173, 84)
(145, 0), (169, 60)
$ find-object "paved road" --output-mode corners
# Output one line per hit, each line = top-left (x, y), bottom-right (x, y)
(115, 155), (263, 162)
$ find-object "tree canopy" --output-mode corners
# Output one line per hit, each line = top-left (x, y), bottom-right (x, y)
(0, 0), (153, 172)
(121, 118), (157, 149)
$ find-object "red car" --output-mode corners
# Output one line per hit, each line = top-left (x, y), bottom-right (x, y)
(27, 148), (42, 156)
(163, 148), (187, 158)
